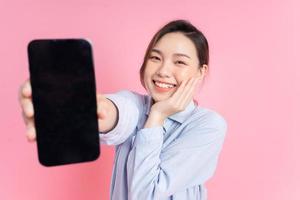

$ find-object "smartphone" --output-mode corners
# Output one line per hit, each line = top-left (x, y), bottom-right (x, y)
(27, 39), (100, 167)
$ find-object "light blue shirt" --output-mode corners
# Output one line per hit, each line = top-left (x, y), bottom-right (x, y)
(99, 90), (227, 200)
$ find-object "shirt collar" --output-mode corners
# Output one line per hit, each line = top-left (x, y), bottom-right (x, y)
(145, 95), (197, 124)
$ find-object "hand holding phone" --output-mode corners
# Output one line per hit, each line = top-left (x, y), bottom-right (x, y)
(19, 80), (119, 142)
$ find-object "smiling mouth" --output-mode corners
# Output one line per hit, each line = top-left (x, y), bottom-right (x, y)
(152, 80), (177, 91)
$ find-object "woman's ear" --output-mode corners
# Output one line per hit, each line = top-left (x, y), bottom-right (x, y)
(197, 64), (208, 79)
(201, 64), (208, 76)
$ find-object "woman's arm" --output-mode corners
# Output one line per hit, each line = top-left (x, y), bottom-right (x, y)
(19, 78), (139, 145)
(97, 94), (119, 133)
(126, 111), (227, 199)
(99, 90), (141, 145)
(125, 76), (215, 198)
(19, 78), (121, 142)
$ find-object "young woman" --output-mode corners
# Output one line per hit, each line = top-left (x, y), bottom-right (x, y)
(19, 19), (227, 200)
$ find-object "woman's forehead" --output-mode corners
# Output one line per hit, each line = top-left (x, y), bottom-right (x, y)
(151, 48), (192, 60)
(153, 32), (197, 58)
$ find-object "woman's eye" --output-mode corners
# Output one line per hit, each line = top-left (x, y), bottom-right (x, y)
(175, 60), (186, 65)
(149, 56), (160, 61)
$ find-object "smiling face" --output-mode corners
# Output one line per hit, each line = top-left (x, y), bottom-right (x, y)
(143, 32), (206, 103)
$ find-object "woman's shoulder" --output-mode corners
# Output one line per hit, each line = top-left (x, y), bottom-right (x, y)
(187, 106), (228, 135)
(166, 106), (228, 150)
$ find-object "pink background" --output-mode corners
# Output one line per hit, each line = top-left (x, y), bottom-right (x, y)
(1, 0), (299, 199)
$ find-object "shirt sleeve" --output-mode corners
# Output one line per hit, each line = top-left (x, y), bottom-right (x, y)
(99, 90), (140, 146)
(126, 112), (228, 199)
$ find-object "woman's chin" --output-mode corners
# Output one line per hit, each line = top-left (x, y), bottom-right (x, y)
(151, 93), (171, 103)
(147, 86), (174, 102)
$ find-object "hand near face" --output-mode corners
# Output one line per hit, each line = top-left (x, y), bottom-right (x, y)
(149, 76), (201, 120)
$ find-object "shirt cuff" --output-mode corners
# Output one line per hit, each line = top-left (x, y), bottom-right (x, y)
(99, 92), (139, 145)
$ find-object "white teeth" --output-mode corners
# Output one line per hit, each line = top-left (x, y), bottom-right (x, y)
(154, 81), (175, 88)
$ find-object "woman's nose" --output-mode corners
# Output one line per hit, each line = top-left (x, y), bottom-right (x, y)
(156, 61), (172, 77)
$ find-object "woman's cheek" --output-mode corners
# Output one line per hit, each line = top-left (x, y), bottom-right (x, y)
(175, 70), (192, 82)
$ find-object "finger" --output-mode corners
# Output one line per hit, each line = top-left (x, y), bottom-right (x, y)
(182, 77), (199, 98)
(98, 94), (112, 119)
(183, 77), (200, 99)
(21, 98), (34, 118)
(175, 77), (196, 103)
(21, 110), (29, 125)
(170, 78), (190, 100)
(26, 126), (36, 142)
(22, 105), (36, 142)
(23, 112), (35, 126)
(21, 79), (32, 98)
(97, 93), (101, 101)
(98, 119), (101, 132)
(98, 118), (108, 132)
(97, 93), (106, 101)
(97, 95), (107, 119)
(175, 77), (197, 107)
(26, 119), (36, 142)
(97, 105), (107, 119)
(179, 77), (200, 105)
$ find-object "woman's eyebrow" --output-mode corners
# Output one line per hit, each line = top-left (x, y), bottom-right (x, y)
(151, 48), (191, 59)
(174, 53), (191, 59)
(151, 49), (162, 55)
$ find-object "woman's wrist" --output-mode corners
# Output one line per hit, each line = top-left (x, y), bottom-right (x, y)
(100, 98), (119, 134)
(144, 111), (166, 128)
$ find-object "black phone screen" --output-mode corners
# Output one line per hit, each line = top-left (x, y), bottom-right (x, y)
(27, 39), (100, 167)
